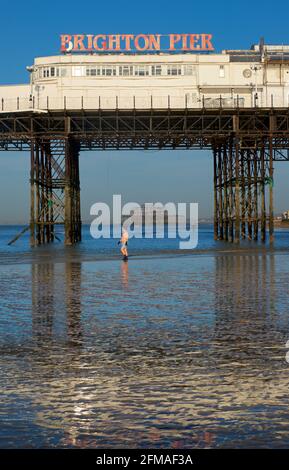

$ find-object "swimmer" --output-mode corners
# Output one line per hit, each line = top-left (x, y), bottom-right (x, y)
(118, 228), (129, 261)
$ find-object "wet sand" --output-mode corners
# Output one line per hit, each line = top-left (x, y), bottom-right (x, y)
(0, 226), (289, 448)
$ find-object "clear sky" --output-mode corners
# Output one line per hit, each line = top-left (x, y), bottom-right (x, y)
(0, 0), (289, 223)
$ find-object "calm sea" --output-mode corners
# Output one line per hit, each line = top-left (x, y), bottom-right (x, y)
(1, 224), (289, 448)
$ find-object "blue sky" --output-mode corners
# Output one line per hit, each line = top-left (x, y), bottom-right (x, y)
(0, 0), (289, 223)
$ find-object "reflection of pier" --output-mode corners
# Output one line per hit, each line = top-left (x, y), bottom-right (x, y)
(31, 261), (82, 346)
(66, 262), (82, 347)
(31, 263), (55, 343)
(213, 253), (279, 353)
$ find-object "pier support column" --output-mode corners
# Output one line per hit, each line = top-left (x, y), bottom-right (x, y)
(260, 142), (266, 242)
(212, 136), (274, 244)
(223, 144), (229, 241)
(30, 138), (81, 246)
(65, 138), (81, 245)
(228, 140), (234, 242)
(30, 140), (36, 247)
(234, 138), (241, 243)
(30, 139), (54, 246)
(218, 146), (224, 240)
(253, 154), (259, 240)
(213, 148), (218, 240)
(269, 136), (274, 244)
(246, 151), (253, 241)
(241, 150), (246, 239)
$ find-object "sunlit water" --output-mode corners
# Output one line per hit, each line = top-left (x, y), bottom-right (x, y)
(1, 225), (289, 448)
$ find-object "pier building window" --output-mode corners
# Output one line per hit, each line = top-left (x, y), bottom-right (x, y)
(102, 65), (117, 76)
(134, 65), (149, 76)
(72, 66), (86, 77)
(37, 63), (197, 79)
(86, 66), (100, 76)
(219, 65), (225, 78)
(167, 65), (182, 76)
(39, 66), (67, 78)
(86, 66), (103, 76)
(152, 65), (162, 76)
(119, 65), (134, 76)
(42, 67), (50, 78)
(184, 65), (196, 76)
(57, 67), (67, 77)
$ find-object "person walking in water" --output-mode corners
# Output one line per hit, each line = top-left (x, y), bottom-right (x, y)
(118, 228), (129, 261)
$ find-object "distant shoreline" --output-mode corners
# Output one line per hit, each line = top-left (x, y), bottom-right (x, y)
(0, 221), (214, 227)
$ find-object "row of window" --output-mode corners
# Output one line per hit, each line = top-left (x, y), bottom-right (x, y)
(41, 67), (67, 78)
(36, 64), (200, 79)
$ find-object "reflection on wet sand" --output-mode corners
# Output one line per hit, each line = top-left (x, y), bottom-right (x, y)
(121, 260), (129, 289)
(1, 252), (289, 448)
(32, 263), (55, 344)
(32, 262), (83, 347)
(65, 262), (82, 347)
(214, 254), (277, 338)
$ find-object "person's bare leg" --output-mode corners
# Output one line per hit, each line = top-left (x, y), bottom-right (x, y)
(121, 246), (128, 259)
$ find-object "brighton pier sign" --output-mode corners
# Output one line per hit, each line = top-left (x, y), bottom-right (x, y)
(60, 34), (214, 53)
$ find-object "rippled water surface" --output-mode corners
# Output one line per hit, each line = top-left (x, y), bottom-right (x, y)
(1, 225), (289, 448)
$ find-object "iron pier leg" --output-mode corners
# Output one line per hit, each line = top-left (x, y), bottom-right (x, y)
(247, 151), (252, 241)
(228, 140), (234, 242)
(260, 143), (266, 242)
(40, 144), (45, 244)
(223, 143), (228, 241)
(213, 147), (218, 240)
(253, 153), (259, 241)
(269, 136), (274, 243)
(30, 138), (81, 246)
(218, 145), (224, 240)
(213, 134), (275, 245)
(234, 138), (240, 243)
(35, 143), (40, 244)
(241, 150), (246, 239)
(30, 141), (36, 247)
(65, 138), (81, 246)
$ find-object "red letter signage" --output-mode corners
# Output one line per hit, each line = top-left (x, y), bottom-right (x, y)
(60, 34), (214, 53)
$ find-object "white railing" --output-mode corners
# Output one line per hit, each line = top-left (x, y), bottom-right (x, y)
(0, 94), (288, 112)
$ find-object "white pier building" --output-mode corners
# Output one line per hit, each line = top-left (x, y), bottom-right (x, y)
(1, 42), (289, 111)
